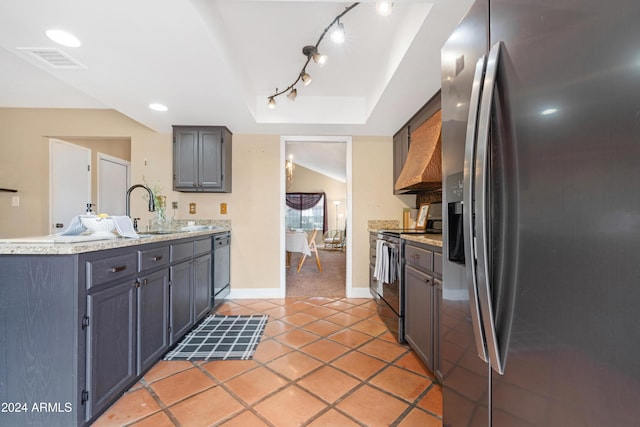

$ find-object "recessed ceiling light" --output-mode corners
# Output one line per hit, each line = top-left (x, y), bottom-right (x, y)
(149, 103), (168, 112)
(46, 29), (81, 47)
(376, 1), (393, 17)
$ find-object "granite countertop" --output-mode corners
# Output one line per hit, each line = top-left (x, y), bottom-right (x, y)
(0, 228), (229, 255)
(402, 233), (443, 248)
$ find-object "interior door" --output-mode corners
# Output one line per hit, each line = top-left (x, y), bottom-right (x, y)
(98, 153), (130, 216)
(50, 138), (91, 234)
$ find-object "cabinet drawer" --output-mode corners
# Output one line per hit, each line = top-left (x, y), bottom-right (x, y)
(171, 241), (193, 262)
(405, 244), (433, 272)
(214, 233), (230, 248)
(138, 246), (170, 272)
(369, 233), (378, 247)
(195, 238), (212, 256)
(434, 252), (443, 276)
(87, 253), (137, 289)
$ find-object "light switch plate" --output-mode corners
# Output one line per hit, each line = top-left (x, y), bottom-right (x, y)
(189, 202), (196, 214)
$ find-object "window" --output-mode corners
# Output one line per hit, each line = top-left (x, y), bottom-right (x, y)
(285, 192), (327, 233)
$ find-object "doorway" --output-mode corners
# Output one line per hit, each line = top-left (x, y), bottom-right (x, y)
(98, 153), (130, 216)
(49, 139), (91, 234)
(280, 136), (352, 297)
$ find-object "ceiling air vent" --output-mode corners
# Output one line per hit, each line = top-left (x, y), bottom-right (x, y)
(17, 47), (86, 69)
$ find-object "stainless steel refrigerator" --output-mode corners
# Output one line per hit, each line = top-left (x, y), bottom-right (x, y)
(440, 1), (640, 425)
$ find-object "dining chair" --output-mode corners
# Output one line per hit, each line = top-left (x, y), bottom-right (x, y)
(297, 229), (322, 272)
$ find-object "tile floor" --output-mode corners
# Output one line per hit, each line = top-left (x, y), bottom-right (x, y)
(91, 297), (442, 427)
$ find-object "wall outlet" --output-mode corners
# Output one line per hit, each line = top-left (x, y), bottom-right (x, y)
(189, 202), (196, 214)
(172, 201), (178, 209)
(11, 196), (20, 207)
(220, 203), (227, 214)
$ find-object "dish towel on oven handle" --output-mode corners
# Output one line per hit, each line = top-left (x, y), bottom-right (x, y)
(374, 240), (399, 284)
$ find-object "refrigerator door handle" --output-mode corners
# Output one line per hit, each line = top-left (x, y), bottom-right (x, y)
(475, 41), (505, 375)
(462, 54), (489, 363)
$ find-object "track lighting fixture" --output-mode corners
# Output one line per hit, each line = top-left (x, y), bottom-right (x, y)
(267, 2), (360, 108)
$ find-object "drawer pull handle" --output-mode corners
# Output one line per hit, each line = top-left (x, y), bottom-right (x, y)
(111, 265), (127, 273)
(152, 255), (163, 261)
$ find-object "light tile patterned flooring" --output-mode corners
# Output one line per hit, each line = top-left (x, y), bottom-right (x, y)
(92, 297), (442, 427)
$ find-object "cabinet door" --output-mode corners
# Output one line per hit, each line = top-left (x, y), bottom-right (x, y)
(199, 129), (223, 190)
(137, 269), (170, 374)
(404, 265), (434, 371)
(393, 126), (409, 194)
(170, 260), (193, 344)
(173, 128), (199, 190)
(433, 278), (443, 382)
(86, 280), (137, 419)
(193, 253), (212, 321)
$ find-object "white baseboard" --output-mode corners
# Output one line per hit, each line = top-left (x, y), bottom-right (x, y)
(347, 287), (374, 299)
(227, 288), (286, 299)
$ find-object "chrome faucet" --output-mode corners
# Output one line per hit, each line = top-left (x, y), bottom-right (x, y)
(125, 184), (156, 231)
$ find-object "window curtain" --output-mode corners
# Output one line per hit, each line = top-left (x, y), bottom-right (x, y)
(285, 192), (328, 233)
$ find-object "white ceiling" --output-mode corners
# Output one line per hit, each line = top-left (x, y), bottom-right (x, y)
(0, 0), (473, 138)
(0, 1), (473, 180)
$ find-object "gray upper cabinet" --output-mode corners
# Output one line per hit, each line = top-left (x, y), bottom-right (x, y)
(392, 126), (409, 195)
(173, 125), (232, 193)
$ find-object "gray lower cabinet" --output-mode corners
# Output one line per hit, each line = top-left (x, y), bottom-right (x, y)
(169, 238), (212, 345)
(0, 233), (217, 426)
(403, 240), (443, 380)
(137, 269), (170, 374)
(86, 279), (137, 419)
(173, 125), (232, 193)
(193, 253), (212, 321)
(169, 260), (193, 344)
(85, 245), (170, 419)
(405, 264), (434, 368)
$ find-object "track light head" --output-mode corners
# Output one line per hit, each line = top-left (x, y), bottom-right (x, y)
(287, 88), (297, 101)
(303, 45), (327, 65)
(301, 72), (312, 86)
(268, 96), (276, 109)
(330, 21), (345, 44)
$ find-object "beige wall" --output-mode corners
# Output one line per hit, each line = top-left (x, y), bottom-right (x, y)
(351, 136), (415, 289)
(0, 108), (414, 295)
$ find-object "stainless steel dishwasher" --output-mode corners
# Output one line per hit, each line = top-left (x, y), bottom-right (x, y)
(212, 232), (230, 309)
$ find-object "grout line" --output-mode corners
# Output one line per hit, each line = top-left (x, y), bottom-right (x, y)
(97, 296), (441, 426)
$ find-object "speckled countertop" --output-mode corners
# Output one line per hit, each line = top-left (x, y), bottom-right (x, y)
(0, 223), (230, 256)
(367, 219), (443, 248)
(402, 234), (443, 248)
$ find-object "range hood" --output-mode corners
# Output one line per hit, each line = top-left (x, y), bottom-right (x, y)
(394, 109), (442, 192)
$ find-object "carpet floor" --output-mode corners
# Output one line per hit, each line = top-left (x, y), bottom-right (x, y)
(286, 248), (346, 298)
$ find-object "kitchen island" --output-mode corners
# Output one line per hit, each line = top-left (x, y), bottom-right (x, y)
(0, 228), (229, 426)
